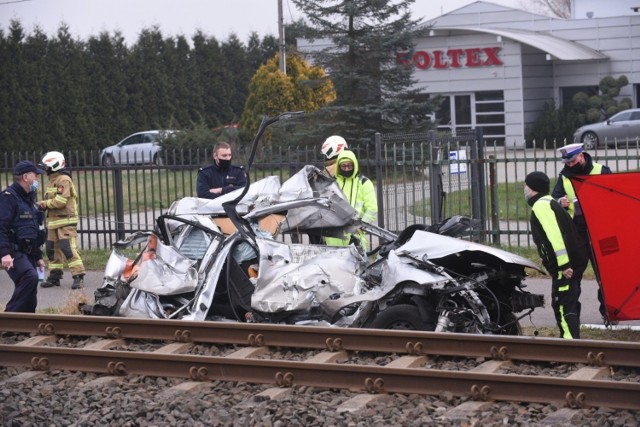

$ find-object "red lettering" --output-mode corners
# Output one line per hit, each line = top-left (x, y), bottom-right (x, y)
(396, 51), (411, 65)
(405, 47), (501, 70)
(465, 48), (482, 67)
(447, 49), (464, 68)
(433, 50), (448, 69)
(482, 47), (503, 66)
(413, 51), (431, 70)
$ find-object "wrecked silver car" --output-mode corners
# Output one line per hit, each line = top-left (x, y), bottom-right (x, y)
(83, 113), (544, 334)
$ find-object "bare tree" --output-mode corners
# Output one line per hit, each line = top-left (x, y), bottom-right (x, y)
(519, 0), (570, 18)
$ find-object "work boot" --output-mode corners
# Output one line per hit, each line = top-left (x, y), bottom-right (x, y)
(71, 275), (85, 290)
(40, 278), (60, 288)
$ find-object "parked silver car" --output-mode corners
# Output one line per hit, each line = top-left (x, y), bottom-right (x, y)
(100, 130), (176, 166)
(573, 108), (640, 149)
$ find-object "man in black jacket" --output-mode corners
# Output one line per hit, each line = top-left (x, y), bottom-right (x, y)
(197, 142), (247, 199)
(526, 171), (588, 339)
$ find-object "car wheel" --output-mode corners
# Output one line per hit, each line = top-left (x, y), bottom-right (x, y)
(153, 154), (164, 166)
(103, 154), (115, 167)
(368, 304), (436, 331)
(581, 132), (598, 149)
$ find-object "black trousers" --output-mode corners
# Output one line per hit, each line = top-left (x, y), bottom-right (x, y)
(5, 251), (39, 312)
(551, 268), (583, 339)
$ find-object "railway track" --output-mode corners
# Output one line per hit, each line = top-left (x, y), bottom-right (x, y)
(1, 312), (639, 417)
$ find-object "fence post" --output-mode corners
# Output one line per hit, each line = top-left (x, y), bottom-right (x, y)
(429, 130), (443, 225)
(488, 155), (499, 245)
(374, 132), (385, 229)
(470, 127), (486, 242)
(113, 167), (125, 241)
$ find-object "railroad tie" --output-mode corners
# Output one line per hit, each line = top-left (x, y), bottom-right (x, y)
(336, 394), (394, 414)
(441, 401), (495, 422)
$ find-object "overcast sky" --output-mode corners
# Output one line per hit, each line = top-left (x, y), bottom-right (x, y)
(0, 0), (526, 44)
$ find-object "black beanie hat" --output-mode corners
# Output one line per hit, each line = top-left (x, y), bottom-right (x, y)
(525, 171), (550, 194)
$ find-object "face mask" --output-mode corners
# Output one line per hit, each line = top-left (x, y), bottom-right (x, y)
(340, 169), (354, 178)
(566, 162), (586, 174)
(524, 187), (531, 201)
(30, 179), (39, 193)
(217, 159), (231, 170)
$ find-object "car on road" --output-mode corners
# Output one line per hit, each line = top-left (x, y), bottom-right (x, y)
(573, 108), (640, 149)
(100, 130), (176, 166)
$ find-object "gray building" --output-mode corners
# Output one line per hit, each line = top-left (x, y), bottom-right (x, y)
(415, 0), (640, 147)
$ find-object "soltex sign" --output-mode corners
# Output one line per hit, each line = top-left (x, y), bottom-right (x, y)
(397, 47), (503, 70)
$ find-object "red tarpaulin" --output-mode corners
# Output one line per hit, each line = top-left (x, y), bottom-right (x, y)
(570, 172), (640, 321)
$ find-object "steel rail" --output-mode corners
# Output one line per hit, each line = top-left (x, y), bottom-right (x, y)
(1, 313), (639, 368)
(0, 344), (639, 410)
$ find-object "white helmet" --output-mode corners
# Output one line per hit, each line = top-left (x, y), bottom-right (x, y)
(321, 135), (348, 160)
(41, 151), (66, 172)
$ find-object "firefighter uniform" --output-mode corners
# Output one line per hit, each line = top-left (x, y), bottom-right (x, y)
(527, 172), (588, 339)
(40, 169), (85, 286)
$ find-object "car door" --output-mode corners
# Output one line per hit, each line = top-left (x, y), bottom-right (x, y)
(138, 132), (159, 164)
(628, 111), (640, 144)
(605, 111), (633, 144)
(116, 133), (145, 164)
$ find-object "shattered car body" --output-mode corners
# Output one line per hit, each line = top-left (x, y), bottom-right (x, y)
(84, 112), (544, 334)
(85, 164), (544, 334)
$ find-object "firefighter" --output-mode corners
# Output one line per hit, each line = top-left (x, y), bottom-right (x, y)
(320, 135), (348, 178)
(526, 171), (588, 339)
(38, 151), (85, 289)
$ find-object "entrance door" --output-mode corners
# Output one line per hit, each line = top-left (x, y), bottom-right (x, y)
(436, 94), (474, 135)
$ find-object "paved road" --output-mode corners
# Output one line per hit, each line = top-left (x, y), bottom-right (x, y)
(2, 270), (639, 329)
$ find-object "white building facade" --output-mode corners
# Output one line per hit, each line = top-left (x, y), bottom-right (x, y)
(412, 1), (640, 147)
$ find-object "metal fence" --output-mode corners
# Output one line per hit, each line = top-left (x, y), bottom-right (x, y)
(3, 134), (639, 251)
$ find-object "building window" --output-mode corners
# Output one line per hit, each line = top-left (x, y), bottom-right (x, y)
(435, 91), (505, 142)
(475, 91), (505, 143)
(561, 86), (598, 108)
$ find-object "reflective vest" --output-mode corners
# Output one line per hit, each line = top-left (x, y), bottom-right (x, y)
(561, 163), (603, 218)
(42, 171), (79, 229)
(531, 195), (570, 268)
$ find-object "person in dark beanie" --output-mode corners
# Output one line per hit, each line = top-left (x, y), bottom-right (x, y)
(525, 171), (588, 339)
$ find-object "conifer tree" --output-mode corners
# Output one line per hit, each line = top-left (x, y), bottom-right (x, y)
(291, 0), (437, 143)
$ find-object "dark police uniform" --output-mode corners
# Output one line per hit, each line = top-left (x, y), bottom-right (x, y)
(196, 163), (247, 199)
(0, 182), (45, 312)
(551, 149), (611, 319)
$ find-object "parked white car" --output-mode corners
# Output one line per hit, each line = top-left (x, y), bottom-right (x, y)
(100, 130), (176, 166)
(573, 108), (640, 149)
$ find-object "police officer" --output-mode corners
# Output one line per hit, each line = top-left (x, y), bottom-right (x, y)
(551, 143), (612, 322)
(0, 160), (46, 312)
(196, 142), (246, 199)
(38, 151), (85, 289)
(526, 171), (587, 339)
